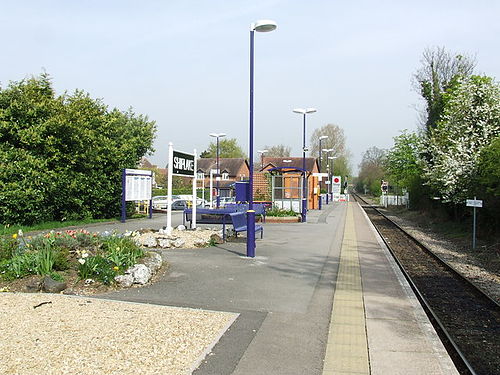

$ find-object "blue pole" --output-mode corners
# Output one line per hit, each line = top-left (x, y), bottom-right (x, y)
(216, 136), (220, 208)
(302, 113), (307, 222)
(121, 169), (126, 222)
(247, 29), (256, 257)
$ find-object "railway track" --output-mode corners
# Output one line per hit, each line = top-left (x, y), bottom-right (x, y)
(352, 193), (500, 375)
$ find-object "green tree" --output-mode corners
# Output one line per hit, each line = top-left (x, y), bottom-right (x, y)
(414, 46), (476, 132)
(0, 74), (156, 225)
(200, 138), (246, 158)
(385, 131), (422, 188)
(357, 147), (387, 196)
(474, 137), (500, 230)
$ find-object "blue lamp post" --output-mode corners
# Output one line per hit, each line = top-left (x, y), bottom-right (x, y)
(209, 132), (226, 208)
(293, 107), (317, 222)
(318, 135), (328, 209)
(247, 19), (277, 258)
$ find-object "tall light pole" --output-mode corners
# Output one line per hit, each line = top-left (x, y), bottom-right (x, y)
(248, 19), (277, 258)
(257, 149), (268, 170)
(322, 148), (334, 202)
(329, 155), (337, 199)
(293, 107), (317, 222)
(318, 135), (328, 171)
(209, 133), (226, 208)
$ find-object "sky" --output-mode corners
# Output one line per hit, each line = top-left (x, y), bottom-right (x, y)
(1, 0), (499, 173)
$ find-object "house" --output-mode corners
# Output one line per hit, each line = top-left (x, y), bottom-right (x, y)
(196, 158), (250, 198)
(260, 157), (321, 210)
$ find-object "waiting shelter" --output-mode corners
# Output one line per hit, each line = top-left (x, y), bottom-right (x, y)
(260, 157), (320, 212)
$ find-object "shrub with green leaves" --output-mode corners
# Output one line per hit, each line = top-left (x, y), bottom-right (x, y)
(266, 206), (298, 217)
(0, 73), (156, 226)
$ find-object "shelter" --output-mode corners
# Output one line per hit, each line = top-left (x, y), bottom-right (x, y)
(261, 157), (320, 211)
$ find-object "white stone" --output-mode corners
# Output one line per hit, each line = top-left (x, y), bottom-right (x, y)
(172, 238), (186, 248)
(114, 274), (134, 288)
(194, 239), (207, 248)
(176, 225), (186, 231)
(139, 233), (157, 247)
(126, 264), (152, 285)
(143, 252), (163, 273)
(158, 238), (172, 248)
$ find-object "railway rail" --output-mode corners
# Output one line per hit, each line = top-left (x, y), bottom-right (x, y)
(352, 193), (500, 375)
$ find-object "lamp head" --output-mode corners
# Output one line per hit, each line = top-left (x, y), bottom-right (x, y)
(305, 108), (317, 114)
(252, 19), (277, 32)
(319, 135), (328, 140)
(293, 108), (305, 114)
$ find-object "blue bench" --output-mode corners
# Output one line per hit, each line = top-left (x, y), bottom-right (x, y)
(229, 212), (263, 239)
(224, 203), (267, 222)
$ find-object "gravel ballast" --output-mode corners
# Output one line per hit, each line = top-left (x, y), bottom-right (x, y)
(0, 293), (238, 375)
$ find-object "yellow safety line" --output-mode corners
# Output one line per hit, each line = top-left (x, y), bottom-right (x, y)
(323, 202), (369, 374)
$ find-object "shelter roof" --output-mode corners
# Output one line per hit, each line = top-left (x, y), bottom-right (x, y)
(261, 157), (318, 172)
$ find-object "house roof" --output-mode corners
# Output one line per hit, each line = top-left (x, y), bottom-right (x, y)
(262, 157), (319, 172)
(197, 158), (249, 176)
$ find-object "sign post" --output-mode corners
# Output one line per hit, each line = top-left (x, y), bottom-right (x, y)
(466, 197), (483, 249)
(121, 168), (153, 223)
(167, 143), (196, 234)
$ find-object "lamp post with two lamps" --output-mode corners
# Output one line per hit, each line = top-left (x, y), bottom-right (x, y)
(209, 132), (226, 208)
(318, 135), (328, 209)
(322, 148), (334, 203)
(247, 19), (277, 258)
(293, 107), (317, 222)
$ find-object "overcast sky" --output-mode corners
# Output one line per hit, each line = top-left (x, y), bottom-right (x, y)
(2, 0), (499, 173)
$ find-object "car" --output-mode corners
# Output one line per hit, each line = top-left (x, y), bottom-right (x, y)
(212, 196), (236, 207)
(152, 195), (180, 209)
(171, 200), (189, 210)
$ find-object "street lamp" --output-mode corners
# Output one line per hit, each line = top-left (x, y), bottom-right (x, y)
(248, 19), (277, 258)
(257, 149), (268, 170)
(329, 155), (337, 200)
(293, 107), (317, 222)
(322, 148), (334, 203)
(317, 136), (328, 209)
(209, 133), (226, 208)
(318, 136), (328, 171)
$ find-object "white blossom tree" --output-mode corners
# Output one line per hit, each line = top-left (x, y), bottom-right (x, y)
(423, 75), (500, 203)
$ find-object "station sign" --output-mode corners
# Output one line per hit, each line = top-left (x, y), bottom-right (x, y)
(172, 150), (195, 176)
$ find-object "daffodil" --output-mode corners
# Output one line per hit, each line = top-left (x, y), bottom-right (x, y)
(12, 233), (17, 239)
(78, 258), (86, 265)
(113, 266), (119, 271)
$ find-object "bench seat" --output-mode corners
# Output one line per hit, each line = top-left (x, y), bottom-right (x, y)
(229, 212), (263, 239)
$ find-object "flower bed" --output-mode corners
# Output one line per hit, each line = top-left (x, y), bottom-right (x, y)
(0, 229), (149, 293)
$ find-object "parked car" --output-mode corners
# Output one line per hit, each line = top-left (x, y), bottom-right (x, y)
(212, 196), (235, 207)
(152, 195), (180, 209)
(171, 200), (189, 210)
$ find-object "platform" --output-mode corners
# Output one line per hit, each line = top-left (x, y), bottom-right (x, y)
(323, 202), (459, 374)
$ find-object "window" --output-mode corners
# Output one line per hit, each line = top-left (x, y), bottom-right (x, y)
(222, 172), (229, 180)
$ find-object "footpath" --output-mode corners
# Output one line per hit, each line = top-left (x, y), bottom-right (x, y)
(93, 202), (459, 375)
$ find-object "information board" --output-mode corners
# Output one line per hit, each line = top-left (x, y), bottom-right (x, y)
(124, 169), (153, 201)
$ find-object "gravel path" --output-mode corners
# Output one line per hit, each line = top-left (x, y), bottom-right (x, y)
(0, 293), (238, 375)
(381, 208), (500, 304)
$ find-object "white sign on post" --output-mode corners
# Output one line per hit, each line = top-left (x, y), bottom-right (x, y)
(167, 144), (197, 234)
(466, 199), (483, 208)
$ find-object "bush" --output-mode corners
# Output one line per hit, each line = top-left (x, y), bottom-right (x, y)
(266, 206), (298, 217)
(0, 73), (156, 226)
